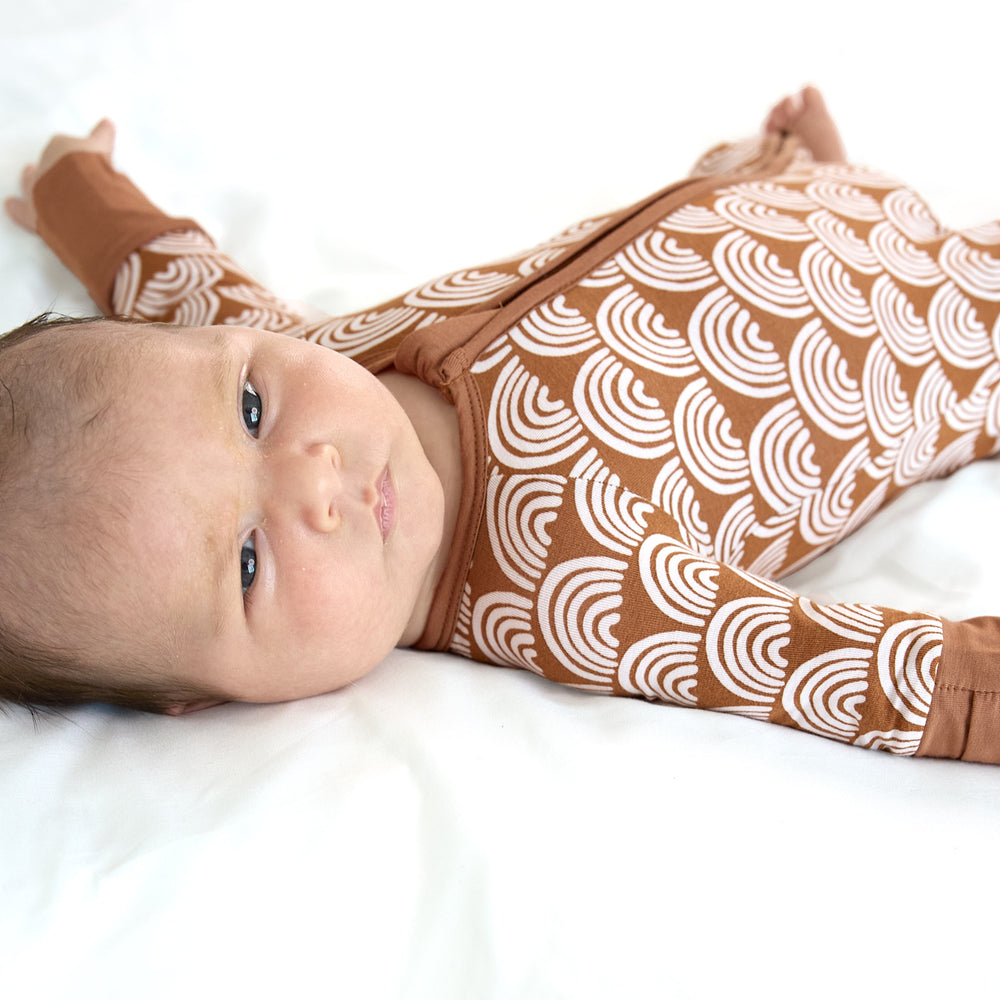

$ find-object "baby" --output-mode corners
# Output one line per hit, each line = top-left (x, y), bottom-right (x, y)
(0, 314), (454, 712)
(4, 88), (1000, 761)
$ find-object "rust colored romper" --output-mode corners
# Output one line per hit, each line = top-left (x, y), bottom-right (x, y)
(34, 134), (1000, 761)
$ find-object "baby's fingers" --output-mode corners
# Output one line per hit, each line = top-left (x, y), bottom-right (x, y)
(88, 118), (116, 156)
(35, 118), (117, 175)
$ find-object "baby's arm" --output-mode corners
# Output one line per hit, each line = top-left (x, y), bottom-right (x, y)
(7, 122), (618, 370)
(5, 121), (303, 331)
(6, 119), (210, 310)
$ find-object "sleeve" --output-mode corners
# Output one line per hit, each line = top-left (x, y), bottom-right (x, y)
(455, 468), (1000, 762)
(539, 497), (1000, 764)
(32, 151), (326, 340)
(33, 152), (205, 315)
(31, 151), (623, 372)
(457, 480), (948, 759)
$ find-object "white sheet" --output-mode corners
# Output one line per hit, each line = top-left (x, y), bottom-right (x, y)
(2, 2), (1000, 997)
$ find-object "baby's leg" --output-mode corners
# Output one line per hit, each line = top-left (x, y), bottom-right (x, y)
(763, 85), (847, 163)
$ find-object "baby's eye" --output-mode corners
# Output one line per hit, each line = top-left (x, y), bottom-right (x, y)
(241, 380), (263, 437)
(241, 535), (257, 596)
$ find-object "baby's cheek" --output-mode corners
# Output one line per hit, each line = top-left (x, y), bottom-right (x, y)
(290, 574), (362, 642)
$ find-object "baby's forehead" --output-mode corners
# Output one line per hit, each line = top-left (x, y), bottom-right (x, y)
(0, 319), (236, 672)
(0, 320), (181, 489)
(36, 319), (206, 410)
(8, 318), (152, 386)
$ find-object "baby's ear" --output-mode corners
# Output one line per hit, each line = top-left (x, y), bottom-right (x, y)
(164, 698), (228, 715)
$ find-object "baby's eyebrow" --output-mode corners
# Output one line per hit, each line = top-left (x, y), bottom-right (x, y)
(203, 330), (242, 638)
(209, 328), (237, 401)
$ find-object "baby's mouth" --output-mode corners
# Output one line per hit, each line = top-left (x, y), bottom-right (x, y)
(376, 467), (396, 541)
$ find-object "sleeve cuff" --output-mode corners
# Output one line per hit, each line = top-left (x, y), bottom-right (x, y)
(33, 152), (208, 314)
(917, 616), (1000, 762)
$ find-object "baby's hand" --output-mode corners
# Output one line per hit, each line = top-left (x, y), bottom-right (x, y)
(4, 119), (116, 233)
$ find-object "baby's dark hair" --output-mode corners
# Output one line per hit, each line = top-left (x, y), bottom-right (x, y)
(0, 313), (227, 715)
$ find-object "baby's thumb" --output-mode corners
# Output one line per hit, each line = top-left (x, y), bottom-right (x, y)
(4, 197), (34, 233)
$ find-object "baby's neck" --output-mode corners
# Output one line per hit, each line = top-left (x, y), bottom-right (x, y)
(377, 370), (462, 645)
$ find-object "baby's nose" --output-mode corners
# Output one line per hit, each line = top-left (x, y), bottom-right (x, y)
(283, 442), (343, 532)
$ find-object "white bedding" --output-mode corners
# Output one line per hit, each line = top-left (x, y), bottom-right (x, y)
(2, 2), (1000, 997)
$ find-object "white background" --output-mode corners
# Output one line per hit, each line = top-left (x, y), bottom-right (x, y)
(2, 2), (1000, 998)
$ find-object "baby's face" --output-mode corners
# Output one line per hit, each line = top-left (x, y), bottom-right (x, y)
(86, 322), (445, 708)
